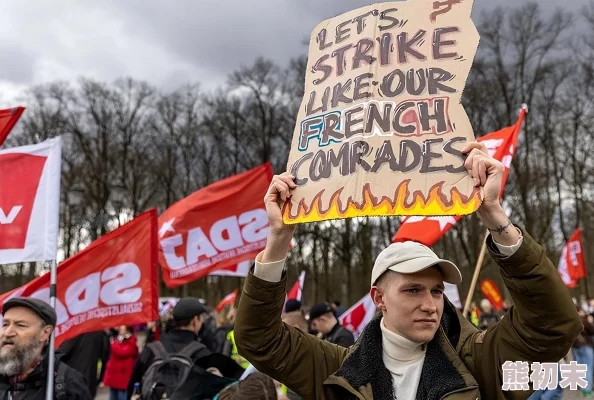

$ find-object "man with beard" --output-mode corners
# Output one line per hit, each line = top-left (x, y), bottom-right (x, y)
(0, 298), (92, 399)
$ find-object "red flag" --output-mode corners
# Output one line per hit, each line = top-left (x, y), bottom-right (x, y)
(558, 229), (587, 288)
(287, 271), (305, 301)
(216, 289), (238, 312)
(0, 107), (25, 147)
(339, 294), (376, 340)
(393, 106), (527, 246)
(0, 210), (159, 347)
(158, 163), (273, 288)
(479, 279), (504, 312)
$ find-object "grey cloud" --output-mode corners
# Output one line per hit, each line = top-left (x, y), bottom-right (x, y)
(0, 42), (34, 84)
(103, 0), (590, 88)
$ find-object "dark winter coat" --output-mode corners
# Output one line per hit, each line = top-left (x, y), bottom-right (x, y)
(235, 228), (582, 400)
(0, 351), (92, 400)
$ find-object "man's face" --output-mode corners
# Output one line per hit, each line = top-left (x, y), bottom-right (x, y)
(310, 315), (332, 335)
(0, 307), (52, 376)
(371, 268), (445, 343)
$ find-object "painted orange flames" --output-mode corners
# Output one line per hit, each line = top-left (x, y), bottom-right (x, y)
(282, 180), (481, 224)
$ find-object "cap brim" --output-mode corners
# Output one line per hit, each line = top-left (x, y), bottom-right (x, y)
(388, 257), (462, 285)
(3, 299), (55, 326)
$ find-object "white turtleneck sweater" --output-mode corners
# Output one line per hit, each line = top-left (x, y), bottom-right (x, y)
(380, 318), (426, 399)
(253, 233), (522, 397)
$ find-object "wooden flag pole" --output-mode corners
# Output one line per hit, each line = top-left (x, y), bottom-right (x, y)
(463, 230), (490, 318)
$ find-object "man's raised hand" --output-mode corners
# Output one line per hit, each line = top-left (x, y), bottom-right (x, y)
(462, 141), (505, 209)
(261, 174), (297, 263)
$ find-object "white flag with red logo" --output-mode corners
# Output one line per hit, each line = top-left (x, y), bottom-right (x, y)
(393, 106), (527, 247)
(0, 137), (61, 264)
(0, 210), (159, 347)
(209, 260), (252, 277)
(287, 271), (305, 301)
(558, 229), (587, 288)
(339, 294), (376, 340)
(158, 163), (273, 288)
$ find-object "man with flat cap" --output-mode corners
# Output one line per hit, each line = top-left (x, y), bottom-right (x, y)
(235, 142), (582, 399)
(0, 297), (92, 399)
(127, 297), (244, 398)
(308, 302), (354, 347)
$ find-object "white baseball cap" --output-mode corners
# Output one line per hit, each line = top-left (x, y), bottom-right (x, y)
(371, 241), (462, 286)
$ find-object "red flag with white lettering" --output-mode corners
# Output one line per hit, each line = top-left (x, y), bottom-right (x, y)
(393, 106), (527, 246)
(0, 210), (159, 347)
(287, 271), (305, 301)
(339, 294), (376, 340)
(158, 163), (273, 288)
(558, 229), (587, 288)
(216, 289), (238, 313)
(0, 137), (61, 264)
(0, 107), (25, 147)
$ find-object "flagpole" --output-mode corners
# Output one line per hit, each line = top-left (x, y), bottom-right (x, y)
(463, 230), (489, 318)
(45, 259), (57, 400)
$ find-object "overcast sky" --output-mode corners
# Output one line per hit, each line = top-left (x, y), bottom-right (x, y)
(0, 0), (589, 107)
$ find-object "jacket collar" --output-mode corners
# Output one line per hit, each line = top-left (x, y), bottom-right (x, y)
(324, 297), (479, 400)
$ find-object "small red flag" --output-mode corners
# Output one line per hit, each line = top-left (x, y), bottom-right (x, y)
(558, 229), (587, 288)
(0, 107), (25, 147)
(215, 289), (238, 313)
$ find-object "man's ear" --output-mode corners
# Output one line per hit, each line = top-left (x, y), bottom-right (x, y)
(370, 287), (386, 311)
(40, 325), (53, 344)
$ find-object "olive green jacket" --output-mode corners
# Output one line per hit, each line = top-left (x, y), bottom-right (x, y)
(235, 228), (582, 399)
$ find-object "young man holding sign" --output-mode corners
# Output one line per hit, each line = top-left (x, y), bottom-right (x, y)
(235, 142), (582, 400)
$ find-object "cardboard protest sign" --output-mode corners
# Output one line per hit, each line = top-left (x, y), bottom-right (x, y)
(284, 0), (481, 224)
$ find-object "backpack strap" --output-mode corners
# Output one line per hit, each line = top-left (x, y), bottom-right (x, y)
(179, 341), (211, 361)
(147, 341), (169, 361)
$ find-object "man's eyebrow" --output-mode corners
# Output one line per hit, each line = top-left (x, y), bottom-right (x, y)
(434, 283), (445, 290)
(2, 318), (29, 324)
(400, 283), (424, 289)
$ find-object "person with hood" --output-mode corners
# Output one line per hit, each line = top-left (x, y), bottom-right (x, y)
(234, 141), (582, 399)
(0, 298), (92, 399)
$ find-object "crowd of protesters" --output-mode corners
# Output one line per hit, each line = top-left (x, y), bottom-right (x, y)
(0, 143), (589, 399)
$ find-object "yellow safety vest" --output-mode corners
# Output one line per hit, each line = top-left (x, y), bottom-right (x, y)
(227, 330), (250, 369)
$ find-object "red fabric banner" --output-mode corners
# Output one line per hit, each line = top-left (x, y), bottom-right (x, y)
(558, 228), (587, 288)
(479, 279), (504, 312)
(158, 163), (273, 288)
(339, 294), (376, 340)
(0, 107), (25, 147)
(287, 271), (305, 301)
(393, 107), (527, 247)
(0, 210), (159, 347)
(216, 289), (238, 313)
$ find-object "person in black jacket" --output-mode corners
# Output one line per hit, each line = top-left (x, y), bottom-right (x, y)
(58, 330), (110, 397)
(308, 302), (355, 347)
(0, 298), (92, 399)
(127, 297), (244, 398)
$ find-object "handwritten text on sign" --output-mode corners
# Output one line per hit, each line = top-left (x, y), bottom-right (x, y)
(284, 0), (481, 224)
